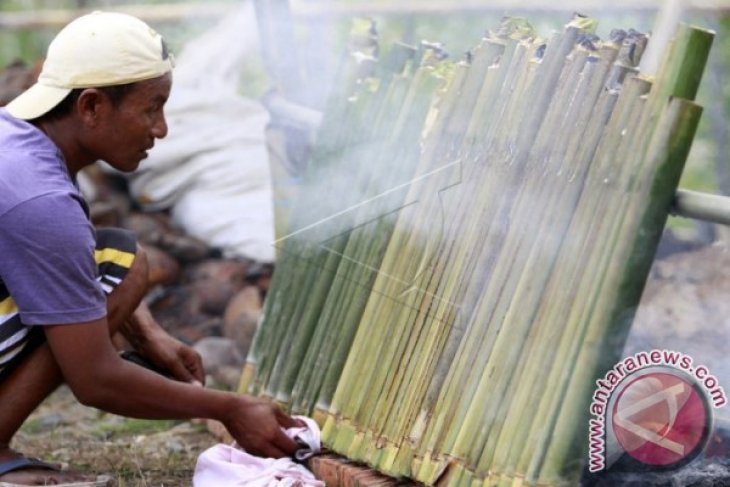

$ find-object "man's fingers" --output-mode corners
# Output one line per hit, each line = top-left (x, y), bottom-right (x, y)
(181, 348), (206, 384)
(275, 408), (301, 429)
(271, 428), (301, 456)
(167, 360), (196, 383)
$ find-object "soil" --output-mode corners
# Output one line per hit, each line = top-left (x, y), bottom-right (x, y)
(12, 386), (216, 486)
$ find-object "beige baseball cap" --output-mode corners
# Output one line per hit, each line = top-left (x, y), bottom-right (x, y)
(6, 11), (174, 120)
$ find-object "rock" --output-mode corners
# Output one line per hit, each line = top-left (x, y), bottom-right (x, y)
(157, 231), (212, 263)
(212, 365), (243, 391)
(186, 260), (250, 315)
(143, 244), (180, 287)
(89, 200), (126, 227)
(193, 336), (245, 373)
(223, 286), (262, 357)
(174, 318), (223, 345)
(149, 286), (204, 326)
(125, 212), (211, 262)
(125, 212), (169, 245)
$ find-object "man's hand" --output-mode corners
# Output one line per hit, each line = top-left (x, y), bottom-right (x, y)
(222, 395), (303, 458)
(137, 331), (205, 386)
(122, 302), (204, 385)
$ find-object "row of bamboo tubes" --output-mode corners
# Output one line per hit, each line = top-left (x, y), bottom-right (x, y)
(239, 15), (713, 486)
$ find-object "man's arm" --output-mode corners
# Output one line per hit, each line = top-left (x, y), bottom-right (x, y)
(44, 319), (300, 458)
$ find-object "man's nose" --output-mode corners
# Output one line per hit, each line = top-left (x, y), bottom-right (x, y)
(152, 112), (168, 139)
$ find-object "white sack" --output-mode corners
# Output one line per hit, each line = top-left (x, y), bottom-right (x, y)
(125, 3), (275, 262)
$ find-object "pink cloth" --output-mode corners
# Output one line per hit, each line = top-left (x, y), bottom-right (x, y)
(193, 416), (324, 487)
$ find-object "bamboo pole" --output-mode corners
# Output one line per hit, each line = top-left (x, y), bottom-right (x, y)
(268, 42), (419, 409)
(321, 50), (460, 454)
(482, 47), (625, 487)
(537, 25), (712, 484)
(241, 16), (712, 487)
(240, 24), (379, 396)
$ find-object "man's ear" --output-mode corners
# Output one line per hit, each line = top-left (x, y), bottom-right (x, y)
(75, 88), (108, 127)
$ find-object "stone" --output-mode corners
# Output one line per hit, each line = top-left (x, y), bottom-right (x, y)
(223, 286), (262, 357)
(143, 244), (181, 287)
(193, 336), (245, 373)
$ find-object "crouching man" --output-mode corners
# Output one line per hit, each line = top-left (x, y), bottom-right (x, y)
(0, 11), (299, 486)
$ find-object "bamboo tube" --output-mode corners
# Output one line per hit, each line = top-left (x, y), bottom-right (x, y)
(357, 41), (508, 474)
(289, 59), (417, 416)
(470, 47), (620, 485)
(321, 52), (461, 452)
(328, 70), (463, 460)
(508, 71), (650, 485)
(537, 97), (702, 486)
(241, 16), (712, 487)
(289, 56), (443, 416)
(254, 28), (387, 402)
(370, 57), (536, 468)
(410, 44), (536, 484)
(517, 82), (652, 486)
(418, 26), (581, 470)
(443, 49), (589, 474)
(420, 31), (644, 487)
(404, 47), (592, 478)
(537, 26), (712, 484)
(409, 37), (537, 482)
(338, 20), (584, 480)
(268, 43), (419, 408)
(483, 49), (623, 486)
(240, 51), (377, 396)
(258, 84), (382, 401)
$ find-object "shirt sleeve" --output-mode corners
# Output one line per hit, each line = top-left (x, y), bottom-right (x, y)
(0, 192), (107, 325)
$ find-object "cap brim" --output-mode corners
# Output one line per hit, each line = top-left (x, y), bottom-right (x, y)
(5, 83), (71, 120)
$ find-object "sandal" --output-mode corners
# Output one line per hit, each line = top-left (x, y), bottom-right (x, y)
(0, 457), (113, 487)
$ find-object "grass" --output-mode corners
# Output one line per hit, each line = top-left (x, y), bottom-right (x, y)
(14, 386), (217, 486)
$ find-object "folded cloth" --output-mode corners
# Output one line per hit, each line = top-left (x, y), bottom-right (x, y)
(287, 416), (320, 461)
(193, 415), (323, 487)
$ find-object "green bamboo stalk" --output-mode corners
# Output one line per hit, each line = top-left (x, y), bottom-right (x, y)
(483, 49), (623, 486)
(509, 73), (650, 486)
(444, 47), (590, 472)
(471, 45), (620, 484)
(288, 60), (417, 416)
(410, 40), (544, 479)
(268, 43), (419, 408)
(321, 53), (462, 452)
(538, 97), (703, 486)
(537, 26), (712, 484)
(244, 18), (712, 487)
(420, 26), (581, 470)
(240, 50), (377, 395)
(357, 41), (508, 474)
(371, 41), (592, 478)
(288, 58), (443, 416)
(258, 84), (382, 401)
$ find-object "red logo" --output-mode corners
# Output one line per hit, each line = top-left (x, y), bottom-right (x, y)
(611, 371), (710, 468)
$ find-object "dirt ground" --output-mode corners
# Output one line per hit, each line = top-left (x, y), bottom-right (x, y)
(12, 385), (217, 487)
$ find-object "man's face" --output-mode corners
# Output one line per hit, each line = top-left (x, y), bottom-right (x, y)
(95, 73), (171, 172)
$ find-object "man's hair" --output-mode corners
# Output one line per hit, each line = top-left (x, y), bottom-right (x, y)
(39, 83), (136, 120)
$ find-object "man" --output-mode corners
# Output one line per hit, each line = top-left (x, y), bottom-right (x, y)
(0, 11), (299, 486)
